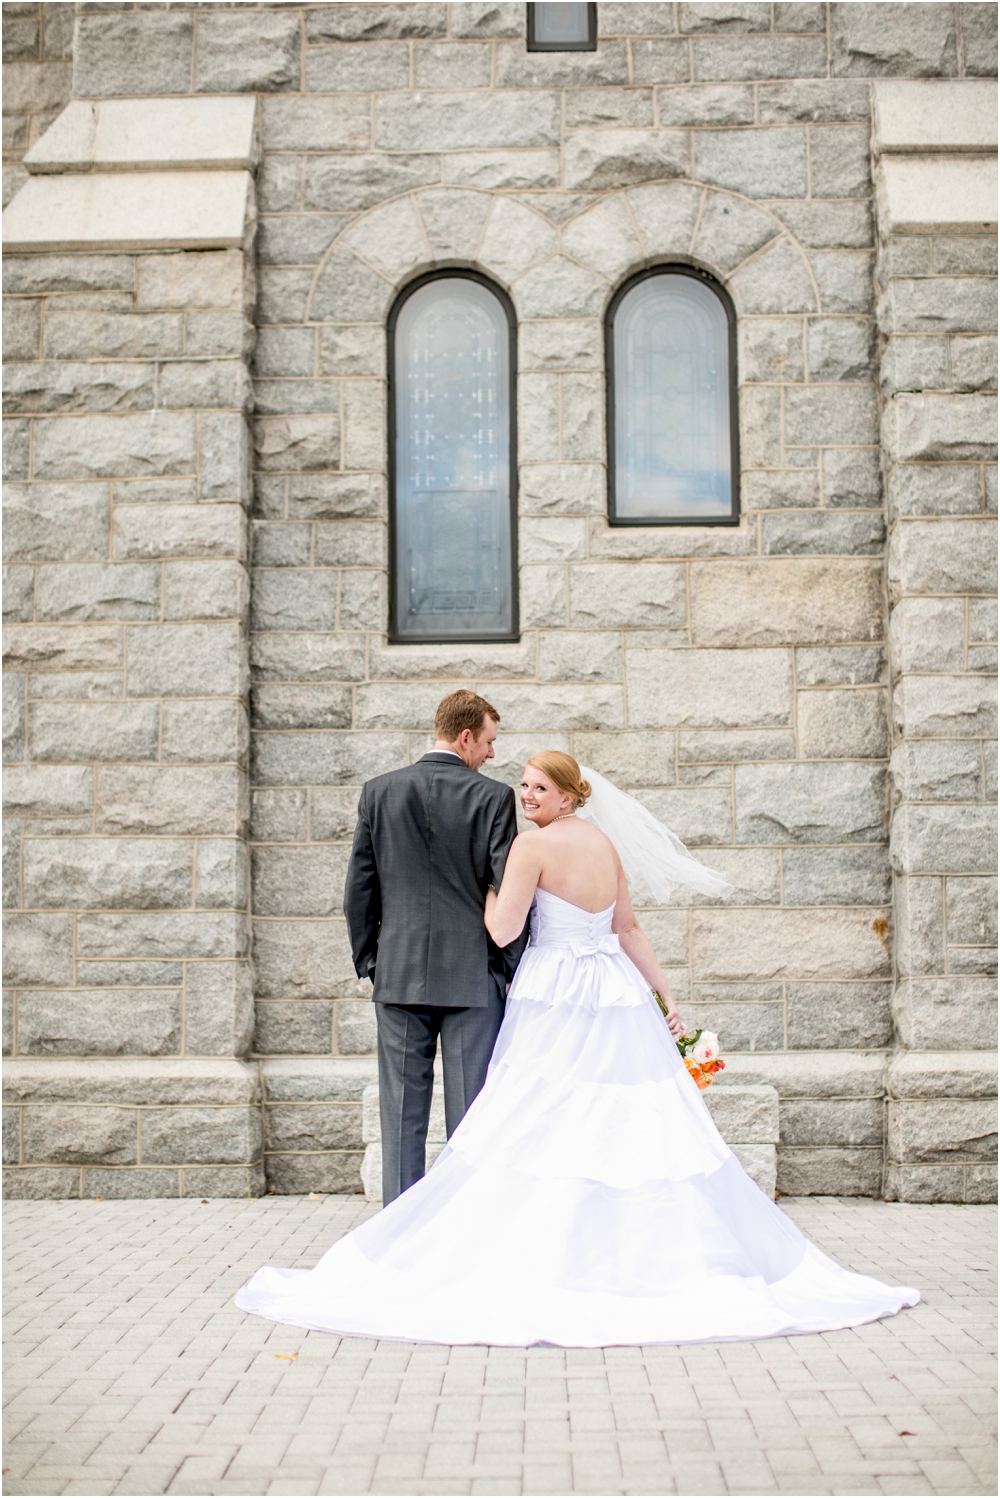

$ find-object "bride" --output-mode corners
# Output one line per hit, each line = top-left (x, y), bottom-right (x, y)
(236, 751), (918, 1345)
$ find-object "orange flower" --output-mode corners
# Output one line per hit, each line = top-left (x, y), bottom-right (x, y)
(684, 1056), (720, 1089)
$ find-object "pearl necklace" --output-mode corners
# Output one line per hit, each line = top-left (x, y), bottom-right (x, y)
(550, 812), (576, 822)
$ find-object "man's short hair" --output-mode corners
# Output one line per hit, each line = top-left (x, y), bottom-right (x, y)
(434, 690), (500, 743)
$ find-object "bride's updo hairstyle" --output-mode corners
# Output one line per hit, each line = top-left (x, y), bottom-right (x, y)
(525, 751), (592, 809)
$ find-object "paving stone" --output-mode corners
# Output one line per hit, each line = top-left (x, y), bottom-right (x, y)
(6, 1198), (990, 1485)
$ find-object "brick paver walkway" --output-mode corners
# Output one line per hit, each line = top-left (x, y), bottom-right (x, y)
(3, 1196), (995, 1497)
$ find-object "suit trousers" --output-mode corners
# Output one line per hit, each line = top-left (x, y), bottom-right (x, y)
(375, 985), (506, 1205)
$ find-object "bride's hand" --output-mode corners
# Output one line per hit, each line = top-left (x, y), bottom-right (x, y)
(665, 1005), (685, 1039)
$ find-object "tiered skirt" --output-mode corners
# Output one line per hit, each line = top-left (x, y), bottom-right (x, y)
(236, 942), (919, 1345)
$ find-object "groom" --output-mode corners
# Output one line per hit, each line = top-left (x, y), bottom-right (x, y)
(343, 690), (526, 1204)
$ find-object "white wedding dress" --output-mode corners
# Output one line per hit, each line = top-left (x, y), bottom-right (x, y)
(236, 888), (919, 1346)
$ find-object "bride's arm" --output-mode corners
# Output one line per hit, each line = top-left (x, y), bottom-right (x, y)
(612, 867), (686, 1037)
(485, 835), (541, 948)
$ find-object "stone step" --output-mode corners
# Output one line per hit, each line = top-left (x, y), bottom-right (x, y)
(3, 1058), (262, 1200)
(259, 1057), (376, 1196)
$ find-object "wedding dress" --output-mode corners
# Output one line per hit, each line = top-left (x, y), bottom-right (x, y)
(236, 887), (919, 1345)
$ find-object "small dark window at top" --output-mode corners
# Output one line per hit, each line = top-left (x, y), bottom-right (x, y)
(526, 3), (597, 50)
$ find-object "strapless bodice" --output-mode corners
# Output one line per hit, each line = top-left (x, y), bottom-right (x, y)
(529, 887), (618, 955)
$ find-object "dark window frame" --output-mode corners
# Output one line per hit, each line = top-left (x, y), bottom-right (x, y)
(526, 2), (598, 51)
(387, 269), (520, 645)
(605, 263), (741, 529)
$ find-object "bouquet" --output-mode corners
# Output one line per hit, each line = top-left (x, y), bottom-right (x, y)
(676, 1028), (725, 1089)
(652, 993), (725, 1089)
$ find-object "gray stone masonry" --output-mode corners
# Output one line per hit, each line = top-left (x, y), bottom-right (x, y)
(2, 81), (259, 1194)
(873, 79), (999, 1203)
(2, 1195), (997, 1496)
(2, 5), (997, 1202)
(1, 2), (73, 209)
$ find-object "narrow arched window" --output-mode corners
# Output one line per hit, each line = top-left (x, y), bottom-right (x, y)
(607, 267), (738, 526)
(389, 273), (517, 642)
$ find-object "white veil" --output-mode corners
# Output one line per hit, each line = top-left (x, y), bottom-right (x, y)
(577, 766), (734, 905)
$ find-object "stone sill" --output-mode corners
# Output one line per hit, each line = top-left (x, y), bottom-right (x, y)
(873, 81), (999, 156)
(888, 1050), (998, 1099)
(875, 157), (998, 237)
(2, 170), (253, 253)
(23, 97), (258, 175)
(2, 1057), (260, 1105)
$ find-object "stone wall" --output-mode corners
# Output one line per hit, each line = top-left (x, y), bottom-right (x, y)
(2, 3), (997, 1201)
(2, 2), (73, 207)
(873, 80), (998, 1202)
(3, 96), (261, 1197)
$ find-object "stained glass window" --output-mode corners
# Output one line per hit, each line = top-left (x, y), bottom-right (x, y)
(608, 269), (738, 526)
(391, 276), (516, 641)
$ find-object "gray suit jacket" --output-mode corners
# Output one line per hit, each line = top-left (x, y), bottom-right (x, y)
(343, 752), (526, 1008)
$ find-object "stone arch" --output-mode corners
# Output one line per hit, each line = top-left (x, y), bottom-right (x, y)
(306, 186), (558, 322)
(305, 175), (820, 345)
(554, 182), (819, 319)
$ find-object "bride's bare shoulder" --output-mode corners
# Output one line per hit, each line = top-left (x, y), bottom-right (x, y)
(509, 828), (544, 859)
(558, 818), (621, 870)
(575, 818), (618, 851)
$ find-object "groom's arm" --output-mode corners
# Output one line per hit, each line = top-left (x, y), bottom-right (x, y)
(343, 787), (381, 982)
(487, 788), (529, 976)
(486, 785), (518, 891)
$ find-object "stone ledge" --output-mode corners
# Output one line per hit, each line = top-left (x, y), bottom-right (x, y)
(885, 1161), (996, 1204)
(2, 1163), (266, 1200)
(2, 1058), (259, 1106)
(888, 1050), (998, 1100)
(703, 1083), (779, 1144)
(873, 81), (999, 155)
(24, 97), (258, 174)
(875, 156), (997, 236)
(720, 1051), (887, 1097)
(2, 171), (253, 252)
(261, 1057), (377, 1103)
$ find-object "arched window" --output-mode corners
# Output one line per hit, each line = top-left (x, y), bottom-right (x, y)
(606, 267), (738, 526)
(389, 273), (517, 642)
